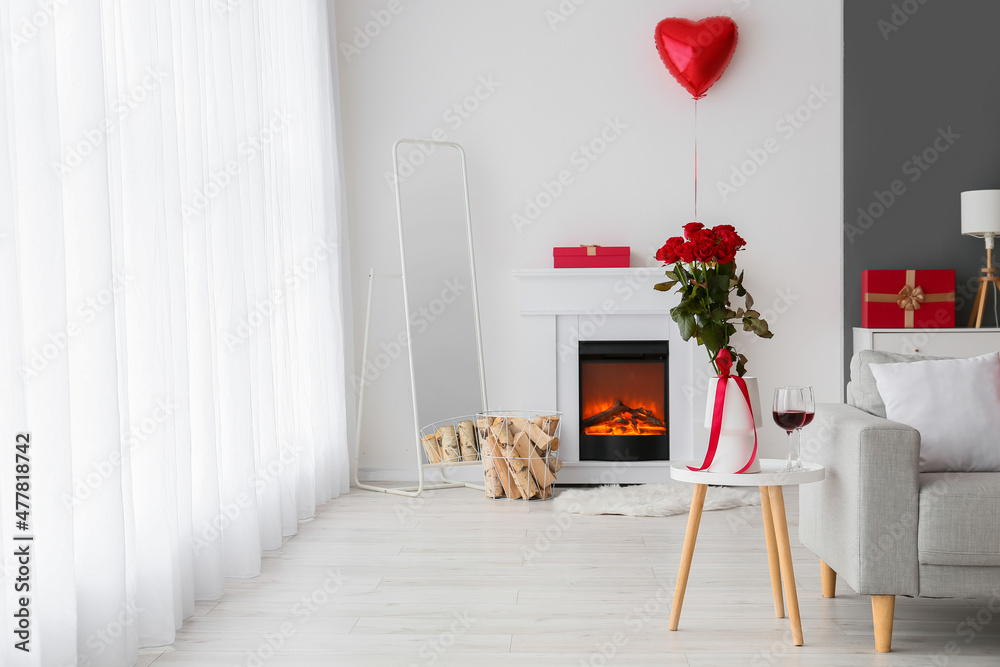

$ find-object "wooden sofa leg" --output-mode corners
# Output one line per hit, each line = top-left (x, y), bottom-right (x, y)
(872, 595), (895, 653)
(820, 561), (836, 598)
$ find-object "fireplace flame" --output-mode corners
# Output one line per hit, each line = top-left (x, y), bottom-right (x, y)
(582, 399), (666, 436)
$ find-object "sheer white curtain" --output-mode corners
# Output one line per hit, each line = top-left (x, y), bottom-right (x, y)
(0, 1), (353, 665)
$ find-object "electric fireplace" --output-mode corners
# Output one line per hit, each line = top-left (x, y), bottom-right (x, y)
(578, 340), (669, 461)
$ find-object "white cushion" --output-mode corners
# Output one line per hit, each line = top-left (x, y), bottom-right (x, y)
(869, 352), (1000, 472)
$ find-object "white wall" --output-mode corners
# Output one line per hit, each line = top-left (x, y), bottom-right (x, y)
(336, 0), (843, 476)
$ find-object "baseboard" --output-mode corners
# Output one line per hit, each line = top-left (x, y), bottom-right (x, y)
(356, 466), (485, 483)
(357, 462), (674, 485)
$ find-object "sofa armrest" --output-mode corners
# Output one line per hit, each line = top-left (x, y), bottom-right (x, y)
(799, 403), (920, 596)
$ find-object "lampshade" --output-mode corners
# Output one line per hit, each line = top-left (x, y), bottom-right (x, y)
(961, 190), (1000, 237)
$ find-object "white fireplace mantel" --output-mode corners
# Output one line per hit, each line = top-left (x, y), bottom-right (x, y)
(513, 267), (697, 484)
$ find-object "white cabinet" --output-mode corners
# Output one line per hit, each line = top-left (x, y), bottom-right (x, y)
(854, 328), (1000, 358)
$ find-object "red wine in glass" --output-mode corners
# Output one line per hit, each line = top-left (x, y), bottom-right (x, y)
(772, 409), (808, 432)
(773, 386), (815, 471)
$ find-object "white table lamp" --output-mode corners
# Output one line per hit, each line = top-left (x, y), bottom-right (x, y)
(961, 190), (1000, 327)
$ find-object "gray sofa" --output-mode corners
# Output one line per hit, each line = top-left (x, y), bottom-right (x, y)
(799, 350), (1000, 652)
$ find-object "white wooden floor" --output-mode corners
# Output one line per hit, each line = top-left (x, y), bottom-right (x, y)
(141, 485), (1000, 666)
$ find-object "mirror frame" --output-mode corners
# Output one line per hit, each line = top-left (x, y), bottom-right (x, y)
(392, 139), (488, 456)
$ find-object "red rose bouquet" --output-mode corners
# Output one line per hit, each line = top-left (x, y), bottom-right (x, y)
(655, 222), (772, 376)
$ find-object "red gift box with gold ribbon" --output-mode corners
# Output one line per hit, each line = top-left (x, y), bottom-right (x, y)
(862, 269), (955, 328)
(553, 245), (630, 268)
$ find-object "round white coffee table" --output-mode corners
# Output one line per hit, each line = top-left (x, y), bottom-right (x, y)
(668, 459), (825, 646)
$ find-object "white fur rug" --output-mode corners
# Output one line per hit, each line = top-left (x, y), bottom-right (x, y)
(553, 483), (760, 517)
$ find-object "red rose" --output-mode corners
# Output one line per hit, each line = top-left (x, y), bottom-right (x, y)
(655, 236), (685, 264)
(655, 244), (675, 264)
(655, 244), (673, 264)
(716, 238), (738, 265)
(683, 222), (705, 240)
(690, 229), (718, 262)
(675, 241), (696, 262)
(712, 224), (746, 248)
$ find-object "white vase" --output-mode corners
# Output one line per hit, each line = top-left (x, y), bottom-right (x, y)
(703, 375), (762, 474)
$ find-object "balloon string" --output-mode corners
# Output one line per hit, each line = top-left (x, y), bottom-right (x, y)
(694, 99), (698, 220)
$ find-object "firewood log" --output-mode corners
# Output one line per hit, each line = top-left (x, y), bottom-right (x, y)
(547, 454), (563, 474)
(583, 402), (664, 431)
(489, 419), (513, 446)
(524, 422), (555, 452)
(420, 434), (442, 464)
(581, 401), (629, 429)
(507, 416), (530, 433)
(508, 432), (540, 498)
(437, 425), (461, 462)
(485, 434), (521, 499)
(484, 465), (504, 498)
(522, 438), (555, 488)
(457, 421), (478, 461)
(533, 415), (560, 436)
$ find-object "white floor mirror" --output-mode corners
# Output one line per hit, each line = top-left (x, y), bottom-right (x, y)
(353, 140), (487, 496)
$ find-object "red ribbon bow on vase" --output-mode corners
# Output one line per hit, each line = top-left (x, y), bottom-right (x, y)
(688, 349), (758, 473)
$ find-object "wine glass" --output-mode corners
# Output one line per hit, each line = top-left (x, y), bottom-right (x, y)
(772, 387), (815, 472)
(795, 387), (816, 471)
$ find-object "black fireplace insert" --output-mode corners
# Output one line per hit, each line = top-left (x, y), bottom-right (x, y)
(578, 340), (669, 461)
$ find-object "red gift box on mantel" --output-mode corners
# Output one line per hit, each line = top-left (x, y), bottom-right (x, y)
(553, 245), (630, 268)
(862, 269), (956, 328)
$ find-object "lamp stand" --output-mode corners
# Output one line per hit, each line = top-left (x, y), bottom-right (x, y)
(968, 235), (1000, 328)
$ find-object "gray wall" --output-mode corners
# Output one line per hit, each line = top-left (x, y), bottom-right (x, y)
(844, 0), (1000, 377)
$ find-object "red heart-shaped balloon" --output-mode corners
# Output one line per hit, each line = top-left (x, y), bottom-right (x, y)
(654, 17), (738, 100)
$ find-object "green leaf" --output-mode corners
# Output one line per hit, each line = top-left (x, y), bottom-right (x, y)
(709, 273), (730, 293)
(735, 270), (746, 297)
(745, 310), (761, 318)
(679, 296), (704, 314)
(700, 323), (724, 352)
(707, 274), (731, 302)
(676, 312), (697, 340)
(665, 269), (679, 281)
(675, 263), (691, 283)
(653, 281), (678, 292)
(744, 292), (754, 310)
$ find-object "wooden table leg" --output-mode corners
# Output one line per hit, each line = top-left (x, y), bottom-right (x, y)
(760, 486), (784, 618)
(670, 483), (707, 631)
(821, 560), (837, 598)
(767, 485), (803, 646)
